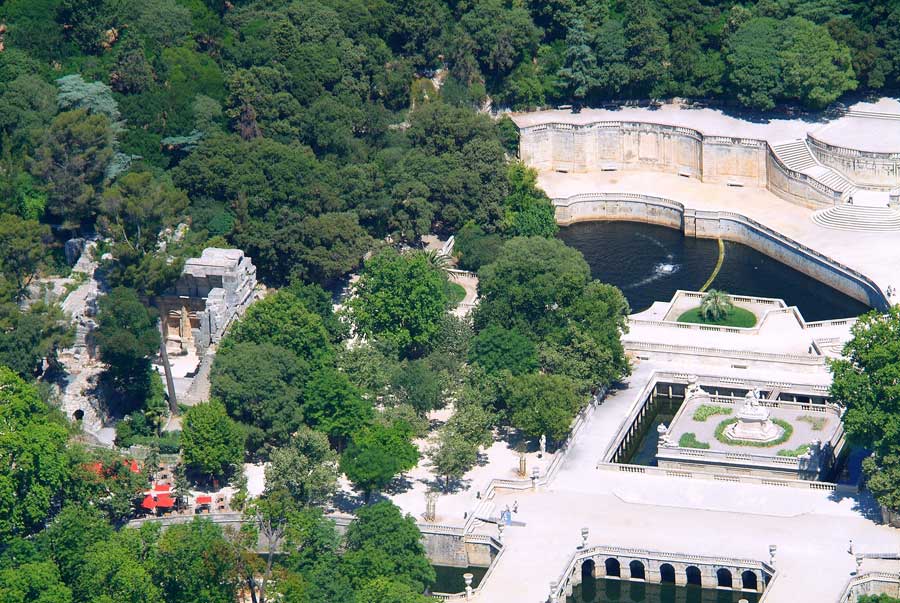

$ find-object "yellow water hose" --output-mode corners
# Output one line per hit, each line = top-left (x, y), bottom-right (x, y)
(700, 239), (725, 292)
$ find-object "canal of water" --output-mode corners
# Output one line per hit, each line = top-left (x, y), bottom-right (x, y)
(558, 221), (871, 321)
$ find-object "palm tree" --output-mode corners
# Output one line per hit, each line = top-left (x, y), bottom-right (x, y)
(421, 249), (453, 274)
(700, 289), (733, 321)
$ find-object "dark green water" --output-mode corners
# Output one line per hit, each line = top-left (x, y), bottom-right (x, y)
(568, 578), (761, 603)
(431, 565), (488, 593)
(558, 221), (871, 320)
(619, 396), (682, 466)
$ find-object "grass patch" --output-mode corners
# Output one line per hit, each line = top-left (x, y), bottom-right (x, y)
(692, 404), (732, 422)
(777, 444), (811, 457)
(714, 417), (794, 447)
(444, 281), (467, 306)
(678, 432), (711, 449)
(677, 306), (757, 328)
(798, 415), (826, 431)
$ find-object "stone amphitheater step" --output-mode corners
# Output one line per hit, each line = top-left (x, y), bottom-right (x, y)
(811, 204), (900, 231)
(772, 140), (818, 171)
(807, 165), (855, 193)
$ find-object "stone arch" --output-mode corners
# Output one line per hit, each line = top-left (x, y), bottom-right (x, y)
(659, 563), (676, 584)
(605, 557), (621, 577)
(741, 570), (758, 591)
(73, 409), (84, 421)
(716, 568), (733, 588)
(582, 559), (595, 581)
(629, 560), (646, 580)
(686, 565), (702, 586)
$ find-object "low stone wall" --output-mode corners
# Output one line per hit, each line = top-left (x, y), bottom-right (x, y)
(840, 572), (900, 602)
(553, 192), (888, 310)
(519, 121), (845, 208)
(808, 134), (900, 190)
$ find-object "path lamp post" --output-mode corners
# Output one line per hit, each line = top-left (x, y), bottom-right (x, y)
(768, 545), (777, 566)
(464, 573), (474, 600)
(497, 522), (504, 544)
(531, 467), (540, 490)
(580, 527), (589, 549)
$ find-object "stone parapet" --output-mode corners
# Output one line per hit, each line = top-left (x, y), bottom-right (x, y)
(807, 133), (900, 190)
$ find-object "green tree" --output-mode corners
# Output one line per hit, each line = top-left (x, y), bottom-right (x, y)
(94, 287), (161, 408)
(347, 249), (450, 358)
(0, 561), (72, 603)
(389, 360), (445, 415)
(474, 236), (590, 338)
(0, 214), (51, 300)
(154, 519), (237, 603)
(454, 222), (504, 272)
(340, 423), (419, 501)
(558, 19), (596, 105)
(428, 429), (479, 491)
(623, 0), (671, 97)
(506, 372), (580, 443)
(75, 529), (162, 603)
(229, 291), (333, 369)
(210, 342), (305, 454)
(700, 289), (733, 321)
(99, 172), (188, 254)
(725, 18), (785, 110)
(0, 367), (70, 540)
(469, 324), (539, 375)
(343, 501), (435, 592)
(0, 301), (73, 379)
(503, 162), (557, 238)
(355, 577), (433, 603)
(265, 427), (339, 507)
(181, 400), (244, 482)
(302, 367), (373, 448)
(38, 504), (113, 586)
(29, 109), (114, 231)
(779, 17), (856, 109)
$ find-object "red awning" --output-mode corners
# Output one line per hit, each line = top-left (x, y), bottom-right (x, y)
(156, 493), (175, 508)
(140, 495), (157, 510)
(126, 459), (140, 474)
(153, 483), (171, 492)
(196, 495), (212, 505)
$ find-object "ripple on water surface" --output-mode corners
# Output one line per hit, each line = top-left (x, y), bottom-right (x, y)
(557, 221), (871, 321)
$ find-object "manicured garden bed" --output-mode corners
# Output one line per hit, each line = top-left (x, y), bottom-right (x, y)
(444, 281), (467, 306)
(677, 306), (757, 328)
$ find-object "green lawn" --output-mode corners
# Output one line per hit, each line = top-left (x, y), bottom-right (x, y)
(445, 281), (467, 306)
(677, 306), (757, 328)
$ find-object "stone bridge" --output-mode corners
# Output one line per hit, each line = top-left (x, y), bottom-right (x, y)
(552, 545), (773, 601)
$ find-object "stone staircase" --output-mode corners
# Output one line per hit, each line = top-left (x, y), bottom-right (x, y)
(771, 139), (857, 197)
(811, 204), (900, 231)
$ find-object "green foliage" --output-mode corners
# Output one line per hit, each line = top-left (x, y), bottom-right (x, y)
(154, 519), (236, 603)
(714, 417), (794, 447)
(863, 454), (900, 514)
(428, 428), (479, 490)
(56, 75), (122, 129)
(181, 400), (244, 481)
(210, 341), (305, 454)
(830, 307), (900, 457)
(340, 422), (419, 500)
(699, 290), (734, 322)
(777, 444), (811, 457)
(303, 367), (373, 446)
(503, 162), (557, 238)
(468, 324), (539, 376)
(454, 222), (504, 272)
(265, 427), (339, 508)
(445, 282), (467, 306)
(0, 214), (51, 299)
(344, 501), (435, 592)
(858, 596), (900, 603)
(678, 306), (757, 328)
(505, 373), (581, 442)
(678, 432), (711, 449)
(389, 359), (446, 415)
(347, 249), (450, 359)
(692, 405), (732, 422)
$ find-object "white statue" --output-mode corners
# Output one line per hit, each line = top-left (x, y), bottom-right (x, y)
(724, 390), (782, 443)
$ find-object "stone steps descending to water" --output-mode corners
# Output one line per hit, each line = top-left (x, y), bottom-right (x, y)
(812, 204), (900, 231)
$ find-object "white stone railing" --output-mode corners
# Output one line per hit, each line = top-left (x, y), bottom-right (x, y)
(808, 132), (900, 161)
(838, 571), (900, 602)
(625, 341), (824, 365)
(549, 543), (775, 602)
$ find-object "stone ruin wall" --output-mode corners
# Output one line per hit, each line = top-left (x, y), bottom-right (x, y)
(519, 122), (841, 208)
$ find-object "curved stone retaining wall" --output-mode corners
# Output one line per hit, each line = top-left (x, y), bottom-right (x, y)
(519, 122), (842, 208)
(808, 134), (900, 190)
(553, 192), (888, 309)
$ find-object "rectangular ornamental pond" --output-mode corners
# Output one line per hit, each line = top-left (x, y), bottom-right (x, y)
(430, 565), (488, 594)
(568, 579), (761, 603)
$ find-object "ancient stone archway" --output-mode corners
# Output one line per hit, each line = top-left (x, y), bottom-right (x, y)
(717, 568), (733, 588)
(686, 566), (702, 586)
(605, 557), (621, 577)
(741, 570), (758, 591)
(73, 409), (84, 421)
(629, 560), (646, 580)
(659, 563), (676, 584)
(582, 559), (595, 581)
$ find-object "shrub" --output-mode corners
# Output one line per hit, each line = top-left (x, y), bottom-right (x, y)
(777, 444), (810, 457)
(798, 415), (825, 430)
(678, 432), (710, 449)
(692, 404), (732, 422)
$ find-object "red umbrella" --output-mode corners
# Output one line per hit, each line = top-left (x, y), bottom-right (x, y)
(153, 483), (171, 492)
(140, 495), (157, 511)
(156, 493), (175, 508)
(196, 495), (212, 505)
